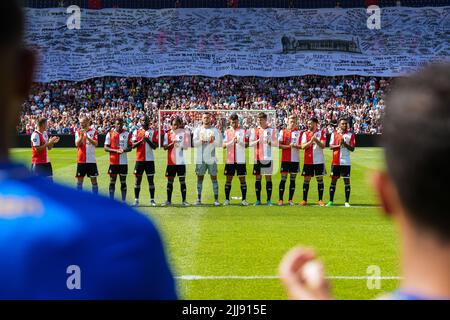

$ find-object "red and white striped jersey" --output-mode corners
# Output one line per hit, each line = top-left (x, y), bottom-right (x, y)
(278, 129), (302, 163)
(193, 126), (221, 164)
(132, 128), (158, 162)
(31, 130), (49, 164)
(164, 129), (190, 166)
(250, 127), (277, 161)
(302, 128), (327, 165)
(223, 128), (248, 164)
(330, 130), (356, 166)
(75, 128), (98, 164)
(105, 129), (132, 165)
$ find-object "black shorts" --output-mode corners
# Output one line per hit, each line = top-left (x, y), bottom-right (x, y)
(302, 164), (326, 177)
(330, 165), (351, 178)
(165, 165), (186, 178)
(224, 163), (247, 176)
(253, 160), (273, 176)
(134, 161), (155, 176)
(280, 161), (300, 174)
(76, 163), (99, 178)
(31, 163), (53, 177)
(108, 164), (128, 176)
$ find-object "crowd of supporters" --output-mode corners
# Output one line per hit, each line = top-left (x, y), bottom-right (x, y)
(18, 75), (388, 135)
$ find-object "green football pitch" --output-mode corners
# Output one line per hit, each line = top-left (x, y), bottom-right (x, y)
(11, 147), (399, 300)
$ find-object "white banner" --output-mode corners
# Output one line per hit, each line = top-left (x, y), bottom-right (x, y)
(25, 7), (450, 82)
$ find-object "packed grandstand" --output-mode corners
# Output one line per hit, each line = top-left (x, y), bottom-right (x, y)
(18, 75), (387, 136)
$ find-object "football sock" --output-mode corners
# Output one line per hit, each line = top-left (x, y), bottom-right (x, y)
(279, 175), (287, 201)
(255, 180), (262, 201)
(303, 180), (310, 201)
(288, 176), (296, 201)
(330, 181), (337, 202)
(225, 182), (232, 201)
(266, 180), (273, 202)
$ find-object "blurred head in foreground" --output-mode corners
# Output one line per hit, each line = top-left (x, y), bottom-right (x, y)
(0, 0), (35, 159)
(279, 64), (450, 300)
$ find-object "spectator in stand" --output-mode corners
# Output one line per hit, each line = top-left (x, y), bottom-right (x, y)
(19, 75), (389, 136)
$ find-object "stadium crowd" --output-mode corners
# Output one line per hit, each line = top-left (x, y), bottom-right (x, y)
(17, 75), (388, 135)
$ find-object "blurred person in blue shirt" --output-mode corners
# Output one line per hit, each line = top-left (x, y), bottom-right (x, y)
(0, 0), (177, 300)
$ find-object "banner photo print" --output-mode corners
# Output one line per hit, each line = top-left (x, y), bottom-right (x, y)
(25, 7), (450, 82)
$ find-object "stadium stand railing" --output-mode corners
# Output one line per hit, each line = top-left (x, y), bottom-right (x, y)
(24, 0), (450, 9)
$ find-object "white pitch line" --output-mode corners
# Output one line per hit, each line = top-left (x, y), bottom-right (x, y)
(149, 204), (382, 210)
(311, 205), (381, 209)
(176, 275), (401, 280)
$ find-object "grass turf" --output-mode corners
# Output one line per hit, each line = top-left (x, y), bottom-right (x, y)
(11, 147), (399, 300)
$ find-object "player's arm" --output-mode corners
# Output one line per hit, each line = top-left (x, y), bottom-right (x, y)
(314, 134), (326, 149)
(34, 142), (49, 152)
(75, 130), (84, 147)
(34, 140), (51, 152)
(342, 134), (356, 152)
(279, 141), (291, 149)
(104, 133), (123, 154)
(279, 135), (293, 149)
(48, 136), (60, 150)
(162, 142), (174, 150)
(162, 133), (174, 150)
(132, 139), (143, 149)
(301, 136), (314, 150)
(132, 131), (143, 149)
(124, 134), (133, 153)
(244, 130), (250, 148)
(329, 143), (340, 150)
(104, 144), (123, 153)
(145, 138), (158, 150)
(145, 131), (159, 150)
(85, 132), (98, 147)
(315, 140), (326, 149)
(182, 130), (190, 150)
(224, 139), (235, 147)
(213, 129), (222, 148)
(329, 133), (340, 150)
(222, 131), (228, 148)
(278, 131), (289, 149)
(193, 128), (202, 147)
(248, 129), (260, 147)
(223, 131), (236, 148)
(341, 141), (355, 152)
(35, 136), (59, 151)
(271, 129), (278, 147)
(292, 143), (302, 149)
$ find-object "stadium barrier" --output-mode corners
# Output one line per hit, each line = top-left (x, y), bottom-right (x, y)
(15, 134), (382, 148)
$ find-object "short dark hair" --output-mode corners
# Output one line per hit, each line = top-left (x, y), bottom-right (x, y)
(309, 117), (319, 124)
(172, 117), (182, 126)
(141, 115), (150, 124)
(384, 63), (450, 242)
(229, 113), (239, 121)
(338, 117), (348, 124)
(258, 112), (267, 120)
(115, 118), (124, 125)
(0, 1), (24, 48)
